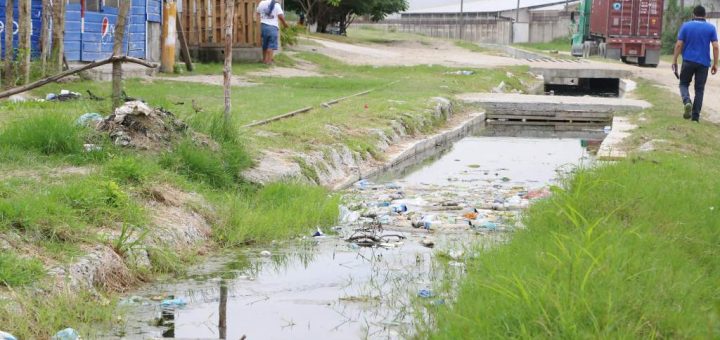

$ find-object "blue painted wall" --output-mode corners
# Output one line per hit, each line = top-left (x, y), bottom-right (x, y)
(0, 0), (43, 59)
(1, 0), (156, 62)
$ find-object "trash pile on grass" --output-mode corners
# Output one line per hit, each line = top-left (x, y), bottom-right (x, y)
(96, 101), (189, 150)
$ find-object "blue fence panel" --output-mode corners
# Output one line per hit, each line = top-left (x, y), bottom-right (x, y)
(0, 0), (44, 59)
(1, 0), (149, 62)
(147, 0), (161, 23)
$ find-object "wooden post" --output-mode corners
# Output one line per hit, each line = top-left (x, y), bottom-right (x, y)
(223, 0), (234, 122)
(176, 11), (193, 71)
(112, 0), (131, 110)
(40, 0), (51, 76)
(50, 0), (65, 73)
(4, 0), (15, 87)
(18, 0), (31, 85)
(219, 280), (228, 340)
(161, 1), (177, 73)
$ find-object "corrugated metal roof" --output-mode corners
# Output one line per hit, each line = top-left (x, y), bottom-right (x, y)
(403, 0), (576, 14)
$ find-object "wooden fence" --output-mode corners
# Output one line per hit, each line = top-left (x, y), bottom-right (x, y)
(179, 0), (261, 48)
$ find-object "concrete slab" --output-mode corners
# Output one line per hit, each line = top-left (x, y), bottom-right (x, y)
(597, 117), (637, 160)
(531, 66), (633, 80)
(458, 93), (651, 112)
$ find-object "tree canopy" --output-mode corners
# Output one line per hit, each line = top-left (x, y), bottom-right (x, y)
(286, 0), (408, 33)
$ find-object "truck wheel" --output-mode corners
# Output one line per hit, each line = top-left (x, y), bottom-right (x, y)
(621, 56), (628, 64)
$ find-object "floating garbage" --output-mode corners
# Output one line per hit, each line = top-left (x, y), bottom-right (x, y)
(160, 297), (187, 308)
(0, 331), (17, 340)
(354, 179), (371, 190)
(338, 205), (360, 224)
(119, 295), (145, 306)
(385, 182), (401, 189)
(420, 237), (435, 248)
(390, 203), (408, 213)
(418, 289), (434, 298)
(51, 328), (80, 340)
(260, 250), (272, 257)
(312, 227), (325, 237)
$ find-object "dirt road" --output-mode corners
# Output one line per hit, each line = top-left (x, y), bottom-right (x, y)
(300, 37), (720, 123)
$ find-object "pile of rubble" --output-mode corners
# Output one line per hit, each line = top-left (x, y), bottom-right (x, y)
(96, 101), (189, 150)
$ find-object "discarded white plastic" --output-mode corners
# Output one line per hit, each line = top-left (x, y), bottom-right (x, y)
(51, 328), (80, 340)
(260, 250), (272, 257)
(0, 331), (18, 340)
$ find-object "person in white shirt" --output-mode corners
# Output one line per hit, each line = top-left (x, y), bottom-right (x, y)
(256, 0), (289, 65)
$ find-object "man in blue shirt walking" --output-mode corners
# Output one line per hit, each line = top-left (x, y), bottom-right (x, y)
(672, 5), (719, 122)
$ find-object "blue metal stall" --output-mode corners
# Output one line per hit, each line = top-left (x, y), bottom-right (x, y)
(1, 0), (160, 62)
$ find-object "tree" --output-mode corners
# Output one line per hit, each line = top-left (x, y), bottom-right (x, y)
(50, 0), (66, 73)
(4, 0), (14, 87)
(288, 0), (407, 33)
(662, 0), (692, 55)
(40, 0), (51, 76)
(112, 0), (131, 110)
(223, 0), (234, 122)
(18, 0), (30, 84)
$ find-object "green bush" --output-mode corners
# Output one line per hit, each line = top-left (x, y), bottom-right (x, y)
(0, 113), (85, 155)
(0, 252), (45, 287)
(214, 182), (339, 246)
(281, 25), (302, 47)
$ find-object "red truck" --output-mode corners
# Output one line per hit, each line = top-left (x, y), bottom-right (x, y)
(571, 0), (664, 67)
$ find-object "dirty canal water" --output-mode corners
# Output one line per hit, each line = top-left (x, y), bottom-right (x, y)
(112, 136), (593, 339)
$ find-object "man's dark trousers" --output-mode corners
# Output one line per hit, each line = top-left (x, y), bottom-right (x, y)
(680, 60), (709, 121)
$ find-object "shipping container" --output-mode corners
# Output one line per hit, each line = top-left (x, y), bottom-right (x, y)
(591, 0), (664, 66)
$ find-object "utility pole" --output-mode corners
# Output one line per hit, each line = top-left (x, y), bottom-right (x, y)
(459, 0), (464, 40)
(516, 0), (521, 23)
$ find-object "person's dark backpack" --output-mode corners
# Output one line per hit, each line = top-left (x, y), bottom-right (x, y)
(266, 0), (276, 18)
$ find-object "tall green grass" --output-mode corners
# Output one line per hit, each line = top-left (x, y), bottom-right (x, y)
(429, 154), (720, 338)
(0, 113), (86, 155)
(214, 182), (339, 246)
(160, 139), (252, 189)
(0, 290), (117, 339)
(0, 176), (145, 246)
(0, 252), (45, 287)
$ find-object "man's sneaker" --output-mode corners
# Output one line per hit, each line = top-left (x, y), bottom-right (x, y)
(683, 102), (692, 119)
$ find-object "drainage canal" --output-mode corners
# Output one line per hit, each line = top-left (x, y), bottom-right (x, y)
(109, 134), (594, 339)
(108, 68), (646, 339)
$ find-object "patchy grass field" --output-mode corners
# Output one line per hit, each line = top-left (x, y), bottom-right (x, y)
(515, 37), (572, 53)
(425, 81), (720, 338)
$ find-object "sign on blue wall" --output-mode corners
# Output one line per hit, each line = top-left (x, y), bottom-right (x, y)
(0, 0), (152, 62)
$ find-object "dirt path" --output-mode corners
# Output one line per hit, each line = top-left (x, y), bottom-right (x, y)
(298, 37), (524, 68)
(296, 37), (720, 123)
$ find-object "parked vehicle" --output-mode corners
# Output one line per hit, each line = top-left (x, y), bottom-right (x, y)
(571, 0), (664, 67)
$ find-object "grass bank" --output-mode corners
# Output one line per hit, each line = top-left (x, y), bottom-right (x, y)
(515, 37), (572, 53)
(426, 82), (720, 338)
(0, 110), (338, 338)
